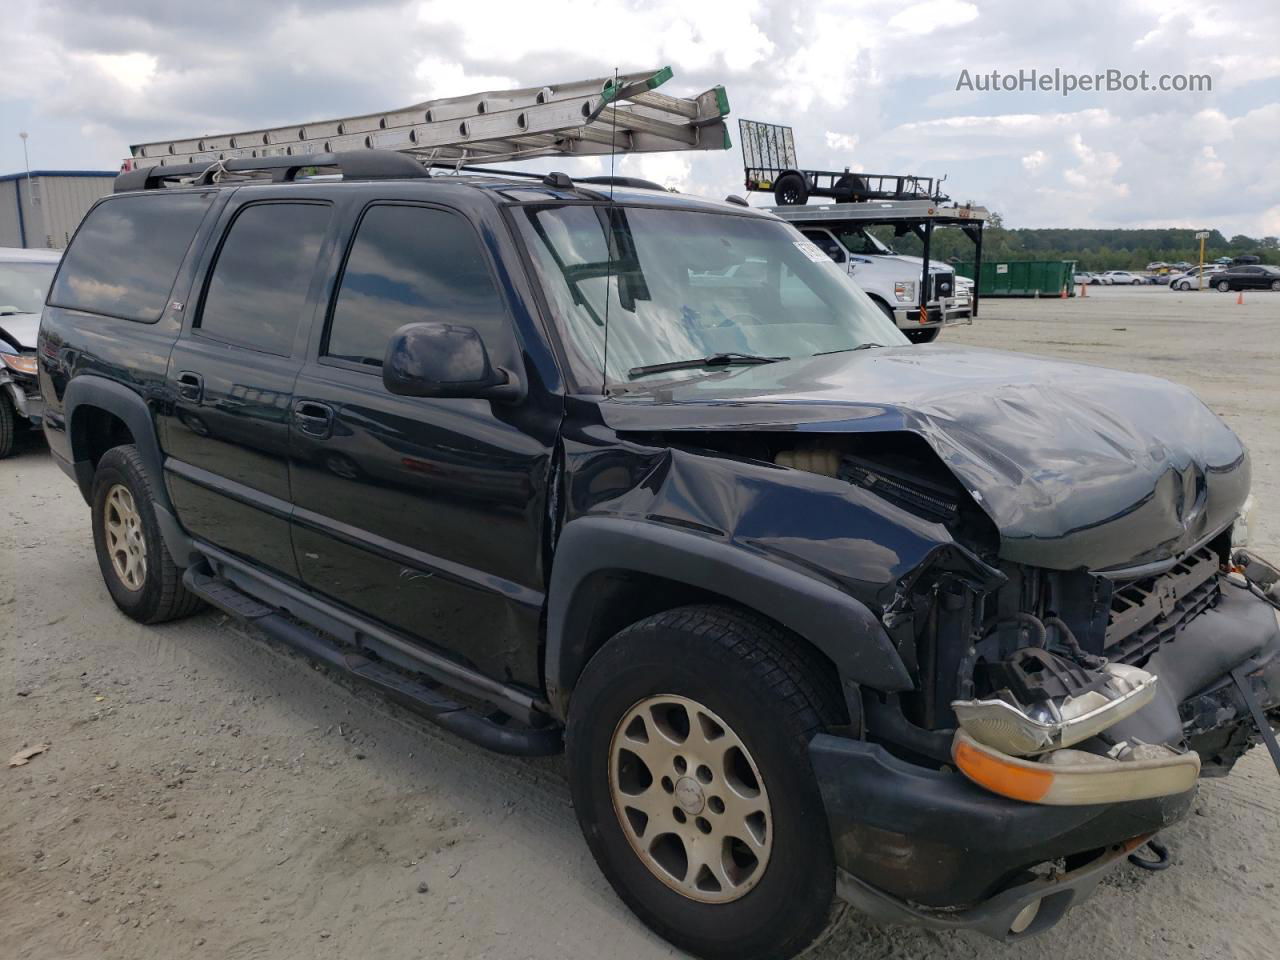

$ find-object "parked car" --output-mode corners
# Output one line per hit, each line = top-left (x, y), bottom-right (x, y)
(37, 157), (1280, 959)
(1100, 270), (1144, 285)
(1168, 264), (1225, 290)
(1073, 271), (1094, 285)
(1144, 261), (1169, 272)
(1212, 264), (1280, 291)
(0, 247), (61, 457)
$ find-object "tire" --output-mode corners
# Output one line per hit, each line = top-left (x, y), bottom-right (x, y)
(90, 445), (205, 624)
(773, 173), (808, 206)
(1216, 280), (1230, 292)
(0, 391), (14, 459)
(566, 605), (844, 960)
(833, 173), (869, 203)
(1176, 281), (1190, 291)
(1271, 280), (1280, 291)
(872, 298), (896, 325)
(1131, 279), (1142, 285)
(905, 327), (940, 344)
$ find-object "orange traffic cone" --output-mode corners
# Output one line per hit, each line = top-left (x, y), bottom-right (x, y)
(1080, 282), (1088, 297)
(1060, 285), (1068, 299)
(1237, 290), (1244, 305)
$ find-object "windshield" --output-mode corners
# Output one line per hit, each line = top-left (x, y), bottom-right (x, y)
(0, 261), (58, 315)
(517, 205), (907, 386)
(830, 226), (894, 256)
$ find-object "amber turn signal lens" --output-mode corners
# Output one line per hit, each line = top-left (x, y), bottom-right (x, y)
(953, 734), (1054, 803)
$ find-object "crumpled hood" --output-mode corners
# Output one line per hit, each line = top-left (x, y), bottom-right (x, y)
(0, 312), (41, 351)
(600, 345), (1250, 572)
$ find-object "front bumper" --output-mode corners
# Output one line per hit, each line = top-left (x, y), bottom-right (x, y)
(2, 376), (44, 425)
(810, 735), (1194, 939)
(893, 296), (973, 330)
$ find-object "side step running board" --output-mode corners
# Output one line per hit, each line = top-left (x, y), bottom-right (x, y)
(183, 567), (563, 757)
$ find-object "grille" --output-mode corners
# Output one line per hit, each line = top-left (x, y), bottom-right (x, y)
(1105, 546), (1221, 664)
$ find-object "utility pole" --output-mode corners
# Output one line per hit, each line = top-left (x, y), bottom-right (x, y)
(1195, 231), (1209, 291)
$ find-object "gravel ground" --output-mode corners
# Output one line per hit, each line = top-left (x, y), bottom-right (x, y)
(2, 284), (1278, 960)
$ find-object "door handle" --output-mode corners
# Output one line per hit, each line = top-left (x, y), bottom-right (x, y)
(176, 371), (204, 402)
(293, 400), (334, 438)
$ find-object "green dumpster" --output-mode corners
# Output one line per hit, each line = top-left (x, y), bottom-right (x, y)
(955, 259), (1078, 297)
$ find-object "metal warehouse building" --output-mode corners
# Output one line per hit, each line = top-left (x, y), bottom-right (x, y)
(0, 170), (116, 250)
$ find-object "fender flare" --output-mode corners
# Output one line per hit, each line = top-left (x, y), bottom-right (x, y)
(64, 375), (195, 565)
(545, 516), (913, 717)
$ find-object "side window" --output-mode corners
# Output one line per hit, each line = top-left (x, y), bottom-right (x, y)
(324, 204), (509, 368)
(196, 202), (331, 356)
(49, 191), (215, 323)
(801, 230), (846, 264)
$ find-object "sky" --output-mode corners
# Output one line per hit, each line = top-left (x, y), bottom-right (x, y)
(2, 0), (1278, 236)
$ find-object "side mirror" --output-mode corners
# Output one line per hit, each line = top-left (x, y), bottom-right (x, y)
(382, 322), (523, 403)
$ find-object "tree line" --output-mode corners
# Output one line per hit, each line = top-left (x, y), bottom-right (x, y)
(874, 217), (1280, 271)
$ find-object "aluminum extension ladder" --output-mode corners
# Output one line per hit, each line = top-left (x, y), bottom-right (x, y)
(126, 67), (730, 170)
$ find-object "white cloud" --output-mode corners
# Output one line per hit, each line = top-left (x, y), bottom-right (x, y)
(825, 131), (859, 153)
(1021, 149), (1047, 172)
(888, 0), (979, 35)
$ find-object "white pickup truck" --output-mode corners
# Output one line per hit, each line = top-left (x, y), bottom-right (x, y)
(768, 202), (986, 344)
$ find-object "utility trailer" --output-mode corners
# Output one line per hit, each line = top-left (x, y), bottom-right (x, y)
(767, 200), (989, 343)
(740, 119), (947, 207)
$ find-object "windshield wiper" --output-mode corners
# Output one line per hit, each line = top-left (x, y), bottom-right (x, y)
(815, 342), (888, 356)
(628, 352), (788, 380)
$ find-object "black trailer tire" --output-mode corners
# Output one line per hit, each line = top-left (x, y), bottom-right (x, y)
(0, 391), (14, 459)
(773, 173), (808, 206)
(905, 327), (940, 344)
(90, 445), (205, 624)
(566, 604), (843, 960)
(833, 173), (869, 202)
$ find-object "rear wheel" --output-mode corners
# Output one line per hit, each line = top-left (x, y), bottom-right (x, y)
(566, 605), (843, 960)
(0, 391), (14, 459)
(772, 173), (808, 206)
(1217, 279), (1230, 292)
(91, 445), (204, 624)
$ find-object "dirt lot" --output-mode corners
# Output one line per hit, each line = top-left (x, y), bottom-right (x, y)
(3, 285), (1278, 960)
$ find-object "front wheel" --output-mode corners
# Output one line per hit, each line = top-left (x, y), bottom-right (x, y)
(905, 326), (940, 344)
(566, 605), (843, 960)
(1271, 280), (1280, 291)
(0, 391), (14, 459)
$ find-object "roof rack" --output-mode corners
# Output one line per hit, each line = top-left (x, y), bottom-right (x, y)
(114, 151), (429, 192)
(125, 67), (730, 172)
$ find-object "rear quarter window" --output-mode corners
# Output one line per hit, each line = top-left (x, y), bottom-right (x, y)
(49, 191), (216, 323)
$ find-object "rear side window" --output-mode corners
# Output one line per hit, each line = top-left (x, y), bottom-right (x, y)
(197, 202), (331, 356)
(49, 192), (215, 323)
(323, 204), (509, 368)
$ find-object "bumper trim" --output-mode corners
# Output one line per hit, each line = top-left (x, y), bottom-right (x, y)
(836, 840), (1137, 941)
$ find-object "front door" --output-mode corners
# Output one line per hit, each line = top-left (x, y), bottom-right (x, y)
(287, 200), (558, 688)
(162, 193), (336, 578)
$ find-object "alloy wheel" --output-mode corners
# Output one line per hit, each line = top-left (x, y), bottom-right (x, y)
(103, 483), (147, 591)
(609, 694), (773, 904)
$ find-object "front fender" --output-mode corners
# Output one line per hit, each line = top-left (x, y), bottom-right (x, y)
(545, 515), (913, 717)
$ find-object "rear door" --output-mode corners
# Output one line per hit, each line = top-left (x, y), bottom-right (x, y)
(287, 198), (558, 688)
(161, 189), (337, 578)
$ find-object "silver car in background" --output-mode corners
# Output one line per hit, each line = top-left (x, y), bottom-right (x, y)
(0, 247), (61, 457)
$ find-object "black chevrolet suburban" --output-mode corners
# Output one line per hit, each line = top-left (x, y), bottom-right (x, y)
(37, 152), (1280, 959)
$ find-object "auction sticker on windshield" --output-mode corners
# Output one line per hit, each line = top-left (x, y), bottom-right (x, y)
(793, 240), (831, 263)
